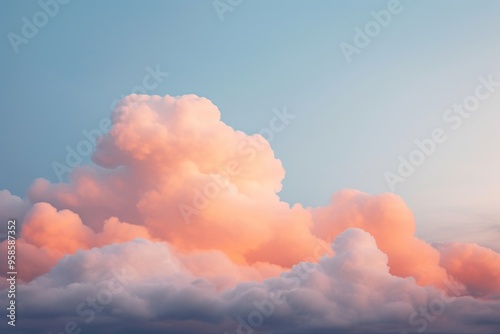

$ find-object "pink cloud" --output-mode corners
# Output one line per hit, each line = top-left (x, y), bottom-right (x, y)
(1, 94), (499, 333)
(5, 230), (499, 333)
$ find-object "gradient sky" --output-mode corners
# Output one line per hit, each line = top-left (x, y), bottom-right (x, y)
(3, 0), (500, 250)
(1, 2), (500, 332)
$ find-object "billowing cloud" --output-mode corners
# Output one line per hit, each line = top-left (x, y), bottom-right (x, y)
(1, 94), (499, 333)
(4, 230), (500, 334)
(437, 242), (500, 297)
(0, 190), (30, 238)
(311, 191), (452, 289)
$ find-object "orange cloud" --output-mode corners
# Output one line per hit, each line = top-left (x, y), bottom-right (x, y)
(311, 191), (452, 289)
(1, 93), (498, 302)
(438, 242), (500, 297)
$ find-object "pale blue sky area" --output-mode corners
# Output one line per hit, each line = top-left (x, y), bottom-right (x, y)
(1, 0), (499, 248)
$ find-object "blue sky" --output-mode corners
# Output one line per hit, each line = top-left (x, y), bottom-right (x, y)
(1, 0), (499, 248)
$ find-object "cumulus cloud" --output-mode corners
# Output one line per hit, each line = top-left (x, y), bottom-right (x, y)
(0, 190), (30, 239)
(4, 230), (500, 334)
(311, 191), (452, 289)
(437, 242), (500, 297)
(1, 94), (499, 333)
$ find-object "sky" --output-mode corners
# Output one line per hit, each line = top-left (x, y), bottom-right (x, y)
(0, 1), (500, 334)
